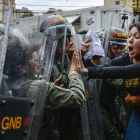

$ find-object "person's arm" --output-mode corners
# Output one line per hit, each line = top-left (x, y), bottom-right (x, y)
(87, 61), (140, 79)
(101, 57), (124, 88)
(83, 54), (128, 75)
(84, 53), (129, 68)
(46, 73), (86, 110)
(125, 94), (140, 106)
(83, 53), (140, 79)
(46, 51), (85, 109)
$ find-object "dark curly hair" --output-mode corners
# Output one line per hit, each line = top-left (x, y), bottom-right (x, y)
(4, 38), (27, 77)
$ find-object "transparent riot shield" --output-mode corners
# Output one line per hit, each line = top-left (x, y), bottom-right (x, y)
(73, 32), (105, 140)
(135, 15), (139, 23)
(73, 34), (90, 140)
(96, 12), (114, 140)
(61, 20), (68, 74)
(12, 19), (38, 44)
(73, 34), (83, 74)
(0, 7), (36, 140)
(29, 37), (58, 140)
(101, 11), (114, 63)
(40, 17), (75, 83)
(99, 11), (128, 140)
(98, 11), (114, 103)
(41, 18), (76, 136)
(88, 79), (105, 140)
(0, 7), (12, 88)
(1, 16), (57, 140)
(123, 14), (132, 53)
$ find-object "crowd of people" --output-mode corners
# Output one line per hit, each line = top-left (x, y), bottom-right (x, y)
(1, 14), (140, 140)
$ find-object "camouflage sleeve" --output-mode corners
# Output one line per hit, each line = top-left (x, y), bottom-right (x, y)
(50, 64), (60, 82)
(46, 73), (86, 110)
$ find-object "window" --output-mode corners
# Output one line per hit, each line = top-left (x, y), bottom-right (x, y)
(116, 1), (120, 5)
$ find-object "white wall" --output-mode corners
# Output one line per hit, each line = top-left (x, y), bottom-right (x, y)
(14, 5), (133, 33)
(101, 10), (133, 31)
(81, 10), (96, 31)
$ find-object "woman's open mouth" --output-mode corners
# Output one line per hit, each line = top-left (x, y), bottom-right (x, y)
(128, 46), (133, 55)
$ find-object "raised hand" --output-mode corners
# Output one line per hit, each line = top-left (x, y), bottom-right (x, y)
(54, 74), (64, 87)
(125, 94), (140, 106)
(81, 39), (92, 56)
(69, 51), (80, 74)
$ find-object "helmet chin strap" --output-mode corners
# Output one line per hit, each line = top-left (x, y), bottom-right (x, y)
(108, 45), (115, 59)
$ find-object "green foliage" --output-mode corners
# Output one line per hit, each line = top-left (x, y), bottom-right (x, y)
(22, 13), (34, 18)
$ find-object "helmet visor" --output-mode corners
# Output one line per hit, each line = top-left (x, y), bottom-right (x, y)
(110, 43), (126, 50)
(109, 37), (127, 46)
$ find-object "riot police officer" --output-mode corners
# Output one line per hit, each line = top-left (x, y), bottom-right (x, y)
(40, 15), (87, 140)
(3, 37), (86, 140)
(98, 27), (127, 140)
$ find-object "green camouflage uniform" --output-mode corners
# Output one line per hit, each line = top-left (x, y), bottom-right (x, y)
(27, 73), (85, 110)
(51, 53), (71, 88)
(50, 53), (83, 140)
(26, 73), (85, 140)
(100, 57), (124, 140)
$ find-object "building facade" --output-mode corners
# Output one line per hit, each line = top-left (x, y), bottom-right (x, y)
(104, 0), (132, 7)
(0, 0), (16, 23)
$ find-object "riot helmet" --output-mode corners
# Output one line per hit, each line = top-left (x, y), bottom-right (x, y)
(40, 15), (75, 41)
(40, 15), (76, 73)
(107, 27), (127, 58)
(77, 29), (88, 34)
(77, 29), (88, 41)
(40, 15), (75, 53)
(96, 31), (104, 39)
(96, 31), (104, 43)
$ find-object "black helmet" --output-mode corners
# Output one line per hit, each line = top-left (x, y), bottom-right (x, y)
(77, 29), (89, 41)
(96, 31), (104, 39)
(77, 29), (88, 35)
